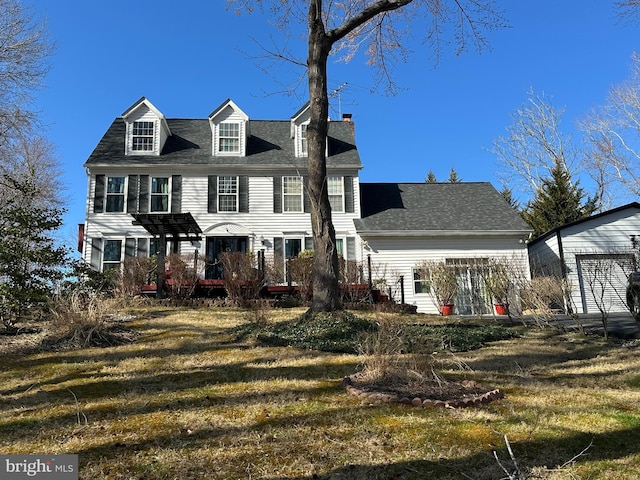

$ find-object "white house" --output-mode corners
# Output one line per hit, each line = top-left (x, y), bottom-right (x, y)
(80, 97), (532, 314)
(527, 203), (640, 314)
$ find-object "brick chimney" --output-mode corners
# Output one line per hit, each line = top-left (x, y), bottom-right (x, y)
(342, 113), (352, 122)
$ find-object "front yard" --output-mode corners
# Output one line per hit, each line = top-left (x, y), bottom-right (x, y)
(1, 306), (639, 479)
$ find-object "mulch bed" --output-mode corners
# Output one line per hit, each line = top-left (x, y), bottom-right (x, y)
(343, 374), (504, 409)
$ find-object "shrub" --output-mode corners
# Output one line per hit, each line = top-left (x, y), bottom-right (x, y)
(48, 289), (136, 349)
(219, 252), (265, 306)
(165, 253), (203, 300)
(287, 250), (314, 302)
(521, 276), (569, 326)
(118, 256), (156, 297)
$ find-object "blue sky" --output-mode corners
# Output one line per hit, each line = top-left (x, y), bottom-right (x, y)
(25, 1), (638, 244)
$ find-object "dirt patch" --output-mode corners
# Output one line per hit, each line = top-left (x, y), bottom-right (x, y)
(344, 374), (503, 408)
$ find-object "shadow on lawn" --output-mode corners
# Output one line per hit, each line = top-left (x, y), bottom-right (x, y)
(463, 340), (633, 387)
(0, 348), (360, 445)
(58, 406), (640, 480)
(260, 425), (640, 480)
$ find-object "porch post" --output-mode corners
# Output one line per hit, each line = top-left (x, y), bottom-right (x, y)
(156, 224), (166, 299)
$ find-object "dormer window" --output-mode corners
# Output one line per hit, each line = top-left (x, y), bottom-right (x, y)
(209, 99), (249, 156)
(219, 122), (240, 153)
(122, 98), (170, 156)
(132, 121), (154, 151)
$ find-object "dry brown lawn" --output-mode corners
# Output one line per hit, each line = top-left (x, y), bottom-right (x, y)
(1, 305), (640, 479)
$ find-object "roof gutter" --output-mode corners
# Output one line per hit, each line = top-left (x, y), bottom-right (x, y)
(357, 229), (532, 237)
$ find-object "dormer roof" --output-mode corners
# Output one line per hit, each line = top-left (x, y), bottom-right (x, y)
(208, 99), (251, 156)
(208, 98), (250, 123)
(291, 102), (310, 123)
(122, 97), (171, 136)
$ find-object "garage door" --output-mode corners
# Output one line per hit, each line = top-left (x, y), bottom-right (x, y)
(576, 254), (634, 314)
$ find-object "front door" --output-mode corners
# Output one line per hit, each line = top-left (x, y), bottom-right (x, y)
(205, 236), (248, 279)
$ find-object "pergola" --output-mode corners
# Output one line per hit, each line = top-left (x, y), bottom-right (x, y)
(131, 213), (203, 298)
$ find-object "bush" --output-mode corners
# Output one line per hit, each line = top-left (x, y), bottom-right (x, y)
(287, 250), (314, 302)
(219, 252), (265, 306)
(121, 256), (155, 296)
(48, 289), (136, 349)
(521, 276), (571, 327)
(165, 253), (203, 300)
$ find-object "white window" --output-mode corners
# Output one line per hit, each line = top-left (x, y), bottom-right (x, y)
(283, 176), (303, 213)
(218, 123), (240, 153)
(218, 176), (238, 212)
(413, 268), (431, 294)
(300, 123), (308, 156)
(103, 239), (122, 271)
(105, 176), (125, 212)
(328, 176), (344, 212)
(150, 177), (169, 212)
(132, 121), (154, 151)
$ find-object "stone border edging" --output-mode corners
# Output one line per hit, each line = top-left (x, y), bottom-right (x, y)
(342, 376), (504, 409)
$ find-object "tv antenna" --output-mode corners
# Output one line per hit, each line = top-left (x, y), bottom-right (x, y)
(329, 82), (348, 118)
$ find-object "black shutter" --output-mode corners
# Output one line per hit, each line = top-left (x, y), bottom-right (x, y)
(125, 238), (136, 257)
(171, 175), (182, 213)
(90, 237), (102, 270)
(239, 176), (249, 213)
(303, 177), (311, 213)
(344, 176), (354, 213)
(137, 238), (148, 257)
(127, 175), (139, 213)
(93, 175), (105, 213)
(273, 176), (282, 213)
(273, 237), (284, 282)
(208, 175), (217, 213)
(139, 175), (149, 213)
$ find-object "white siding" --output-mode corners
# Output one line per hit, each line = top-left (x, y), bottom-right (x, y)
(528, 207), (640, 314)
(528, 233), (562, 277)
(362, 235), (530, 314)
(83, 169), (363, 273)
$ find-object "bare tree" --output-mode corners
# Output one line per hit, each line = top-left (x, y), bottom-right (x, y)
(0, 134), (63, 211)
(492, 89), (584, 204)
(230, 0), (507, 312)
(616, 0), (640, 24)
(0, 0), (52, 143)
(0, 0), (60, 213)
(580, 53), (640, 205)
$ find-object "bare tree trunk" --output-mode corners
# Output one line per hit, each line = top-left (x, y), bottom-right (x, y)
(307, 0), (342, 312)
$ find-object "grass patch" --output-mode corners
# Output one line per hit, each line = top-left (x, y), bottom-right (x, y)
(1, 306), (639, 479)
(232, 312), (520, 354)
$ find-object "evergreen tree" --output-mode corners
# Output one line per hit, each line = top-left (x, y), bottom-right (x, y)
(425, 170), (437, 183)
(522, 160), (598, 239)
(0, 172), (68, 330)
(500, 187), (521, 211)
(448, 166), (462, 183)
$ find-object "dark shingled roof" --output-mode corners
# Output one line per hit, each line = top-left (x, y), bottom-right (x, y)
(355, 182), (532, 234)
(84, 118), (362, 170)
